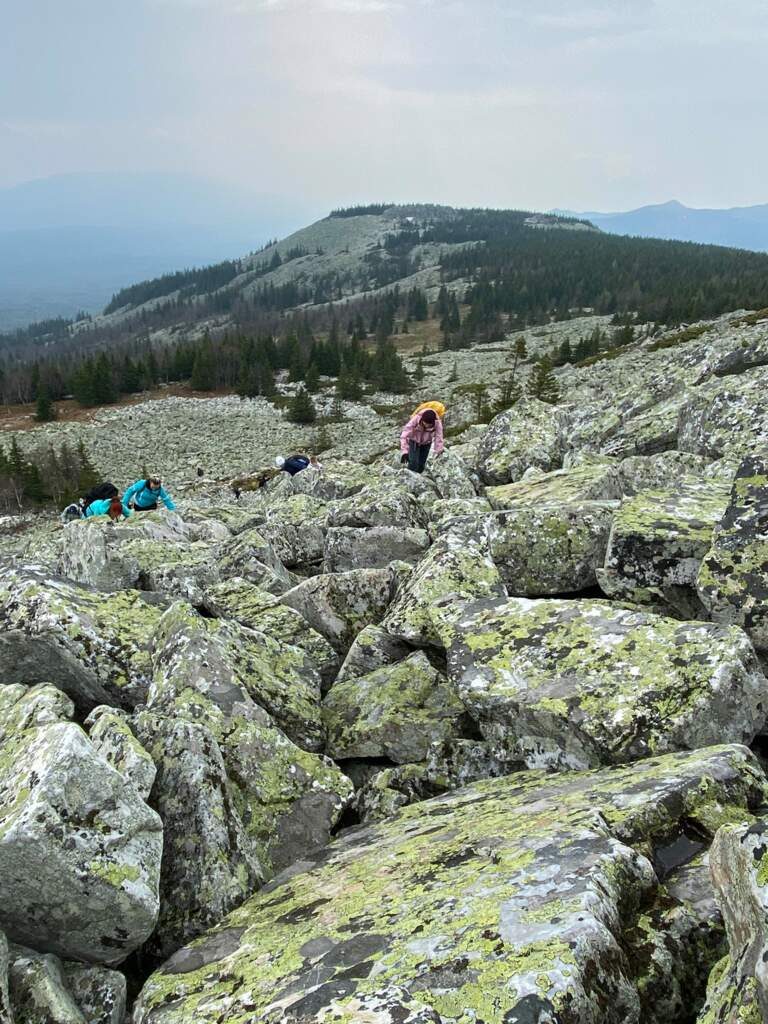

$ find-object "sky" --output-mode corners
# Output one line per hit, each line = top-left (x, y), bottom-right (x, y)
(2, 0), (767, 214)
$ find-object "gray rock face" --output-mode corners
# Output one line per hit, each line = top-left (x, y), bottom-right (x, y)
(334, 624), (411, 688)
(486, 460), (622, 510)
(326, 484), (428, 530)
(84, 706), (157, 801)
(424, 449), (477, 499)
(323, 651), (466, 763)
(5, 948), (127, 1024)
(679, 366), (768, 463)
(0, 565), (168, 710)
(323, 525), (430, 573)
(474, 397), (565, 485)
(597, 479), (730, 617)
(134, 602), (352, 957)
(697, 819), (768, 1022)
(0, 931), (10, 1024)
(448, 597), (767, 770)
(0, 685), (162, 964)
(218, 525), (293, 593)
(698, 455), (768, 652)
(133, 745), (766, 1024)
(280, 568), (395, 652)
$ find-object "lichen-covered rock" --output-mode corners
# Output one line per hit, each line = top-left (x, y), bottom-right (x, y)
(334, 624), (411, 688)
(203, 577), (340, 687)
(134, 604), (352, 956)
(445, 503), (616, 596)
(323, 652), (466, 763)
(327, 483), (428, 530)
(133, 744), (766, 1024)
(150, 601), (325, 752)
(448, 597), (767, 770)
(679, 366), (768, 463)
(84, 706), (157, 801)
(280, 568), (395, 652)
(696, 819), (768, 1022)
(218, 525), (293, 593)
(698, 455), (768, 652)
(424, 449), (477, 499)
(288, 459), (370, 501)
(8, 950), (86, 1024)
(258, 493), (329, 569)
(474, 397), (566, 485)
(323, 525), (430, 573)
(383, 524), (506, 647)
(0, 564), (168, 709)
(427, 496), (492, 536)
(486, 460), (622, 511)
(0, 685), (162, 963)
(0, 930), (10, 1024)
(617, 451), (713, 496)
(598, 479), (730, 617)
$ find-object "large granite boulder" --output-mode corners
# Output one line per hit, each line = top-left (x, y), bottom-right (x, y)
(679, 366), (768, 463)
(258, 493), (329, 569)
(280, 568), (395, 652)
(424, 449), (477, 499)
(0, 685), (162, 964)
(474, 397), (566, 485)
(323, 525), (430, 573)
(333, 624), (411, 688)
(7, 949), (127, 1024)
(326, 483), (428, 530)
(598, 479), (730, 617)
(383, 522), (507, 647)
(134, 602), (353, 957)
(486, 460), (622, 511)
(133, 745), (766, 1024)
(448, 596), (767, 770)
(698, 456), (768, 652)
(696, 819), (768, 1022)
(218, 525), (293, 594)
(323, 651), (466, 763)
(0, 564), (168, 710)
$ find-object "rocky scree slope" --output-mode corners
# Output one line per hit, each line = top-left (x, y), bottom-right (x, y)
(3, 313), (768, 1021)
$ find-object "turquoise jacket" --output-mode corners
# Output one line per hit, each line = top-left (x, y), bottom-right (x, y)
(84, 498), (128, 518)
(123, 479), (176, 512)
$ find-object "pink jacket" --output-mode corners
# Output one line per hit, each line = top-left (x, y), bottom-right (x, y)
(400, 414), (444, 455)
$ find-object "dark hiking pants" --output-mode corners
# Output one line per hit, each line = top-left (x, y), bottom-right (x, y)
(408, 440), (431, 474)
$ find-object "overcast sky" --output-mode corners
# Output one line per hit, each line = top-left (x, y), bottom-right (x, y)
(2, 0), (767, 212)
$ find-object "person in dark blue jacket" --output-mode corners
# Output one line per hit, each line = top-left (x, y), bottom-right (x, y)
(275, 455), (310, 477)
(122, 476), (176, 514)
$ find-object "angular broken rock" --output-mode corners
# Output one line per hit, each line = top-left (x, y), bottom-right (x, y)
(698, 455), (768, 652)
(84, 706), (157, 801)
(280, 567), (395, 653)
(133, 745), (766, 1024)
(448, 596), (767, 770)
(597, 479), (730, 617)
(323, 525), (430, 573)
(697, 819), (768, 1022)
(323, 651), (466, 763)
(0, 564), (168, 710)
(333, 624), (411, 688)
(473, 397), (566, 485)
(0, 685), (162, 964)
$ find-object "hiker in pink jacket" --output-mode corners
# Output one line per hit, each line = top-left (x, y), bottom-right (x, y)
(400, 408), (444, 474)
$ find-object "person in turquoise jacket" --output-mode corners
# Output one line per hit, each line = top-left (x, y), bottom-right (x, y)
(84, 497), (127, 520)
(122, 476), (176, 514)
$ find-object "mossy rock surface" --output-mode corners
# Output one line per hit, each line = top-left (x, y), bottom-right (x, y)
(448, 596), (767, 770)
(133, 744), (766, 1024)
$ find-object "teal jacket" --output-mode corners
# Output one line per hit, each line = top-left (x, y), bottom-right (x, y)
(123, 479), (176, 513)
(84, 498), (128, 518)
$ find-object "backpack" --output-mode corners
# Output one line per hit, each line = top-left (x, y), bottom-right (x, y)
(412, 401), (446, 420)
(60, 502), (83, 524)
(82, 481), (119, 511)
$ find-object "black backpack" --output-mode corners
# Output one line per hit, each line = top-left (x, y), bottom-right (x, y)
(82, 481), (119, 511)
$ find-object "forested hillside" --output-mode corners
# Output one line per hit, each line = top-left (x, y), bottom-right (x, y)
(2, 203), (768, 413)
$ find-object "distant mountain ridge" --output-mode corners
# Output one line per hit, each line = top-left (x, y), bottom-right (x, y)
(0, 172), (316, 330)
(555, 200), (768, 252)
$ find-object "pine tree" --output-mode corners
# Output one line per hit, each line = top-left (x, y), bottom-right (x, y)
(448, 360), (459, 383)
(494, 376), (522, 414)
(287, 387), (316, 424)
(304, 363), (320, 394)
(191, 336), (216, 391)
(76, 439), (101, 493)
(35, 388), (56, 422)
(526, 357), (561, 404)
(414, 357), (425, 383)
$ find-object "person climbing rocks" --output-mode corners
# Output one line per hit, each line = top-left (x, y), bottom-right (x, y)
(84, 496), (127, 520)
(123, 476), (176, 513)
(275, 454), (311, 477)
(400, 406), (444, 474)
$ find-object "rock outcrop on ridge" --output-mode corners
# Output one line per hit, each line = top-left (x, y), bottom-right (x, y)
(3, 308), (768, 1021)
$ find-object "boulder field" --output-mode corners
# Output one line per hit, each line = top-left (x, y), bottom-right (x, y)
(2, 314), (768, 1022)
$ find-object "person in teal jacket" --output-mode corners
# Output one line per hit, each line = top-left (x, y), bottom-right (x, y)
(84, 497), (126, 520)
(123, 476), (176, 514)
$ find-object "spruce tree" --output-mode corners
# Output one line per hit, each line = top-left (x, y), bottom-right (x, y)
(304, 363), (320, 394)
(526, 357), (561, 404)
(35, 388), (56, 422)
(76, 439), (101, 493)
(287, 387), (316, 424)
(414, 357), (425, 383)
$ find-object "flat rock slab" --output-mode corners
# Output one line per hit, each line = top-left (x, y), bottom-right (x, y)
(698, 455), (768, 652)
(598, 479), (729, 617)
(323, 525), (430, 573)
(133, 745), (766, 1024)
(448, 596), (767, 770)
(486, 461), (622, 511)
